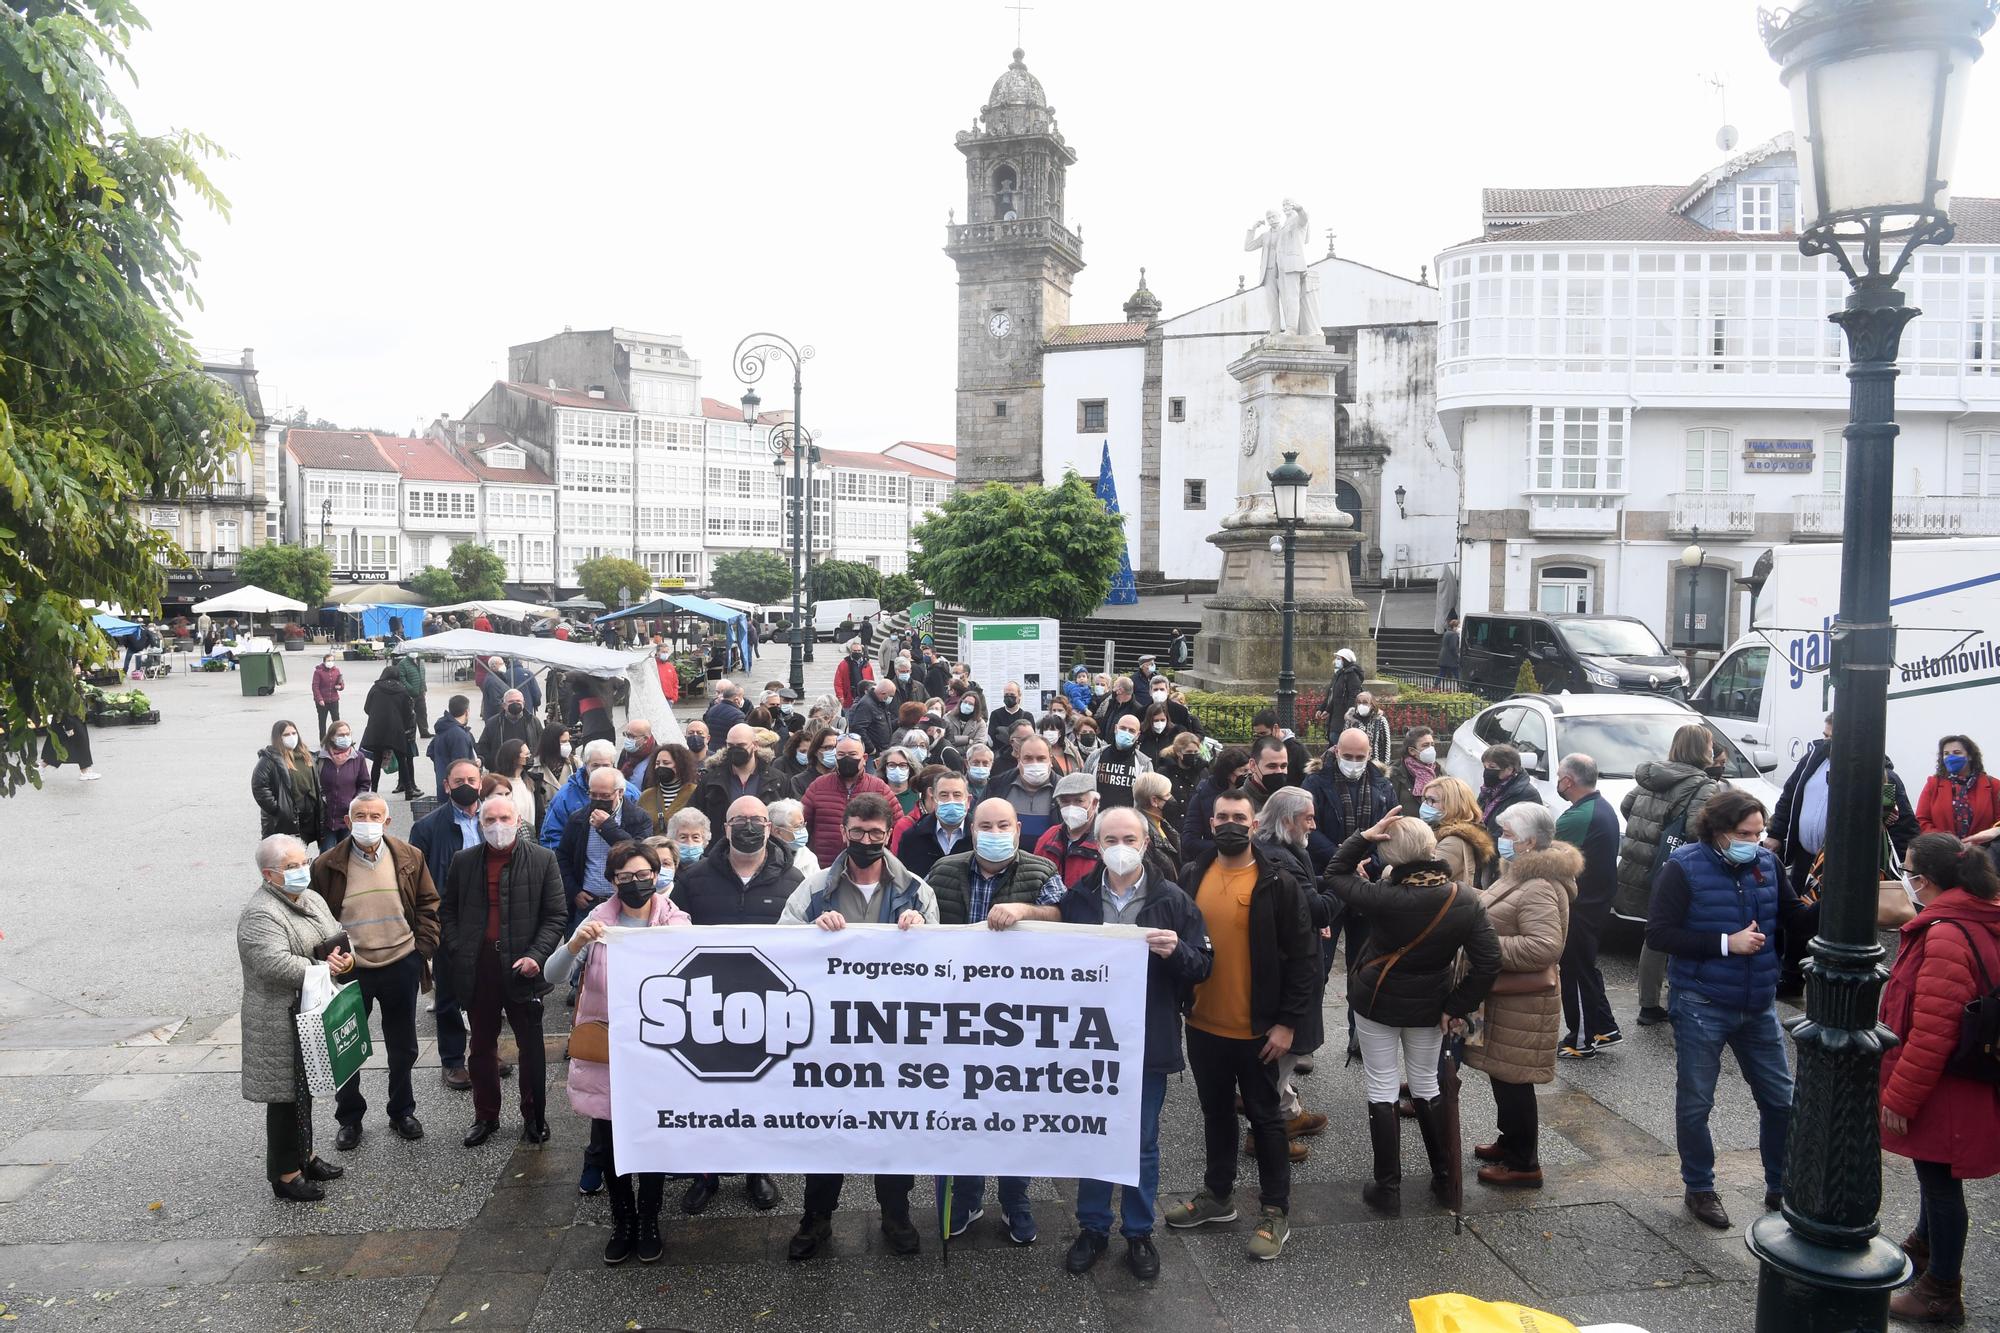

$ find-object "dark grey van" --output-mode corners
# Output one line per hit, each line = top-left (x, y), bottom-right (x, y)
(1460, 612), (1689, 700)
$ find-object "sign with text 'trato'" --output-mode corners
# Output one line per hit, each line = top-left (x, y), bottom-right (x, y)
(606, 923), (1147, 1182)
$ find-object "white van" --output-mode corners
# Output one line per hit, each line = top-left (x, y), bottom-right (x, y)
(1691, 536), (2000, 781)
(812, 597), (881, 642)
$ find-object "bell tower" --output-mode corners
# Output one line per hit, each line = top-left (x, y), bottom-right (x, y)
(945, 49), (1085, 488)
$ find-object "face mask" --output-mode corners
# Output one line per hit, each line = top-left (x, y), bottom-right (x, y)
(727, 744), (751, 767)
(1902, 872), (1926, 908)
(1022, 762), (1050, 786)
(936, 800), (967, 827)
(959, 700), (976, 716)
(1061, 804), (1091, 831)
(846, 838), (886, 867)
(836, 756), (862, 780)
(1092, 686), (1106, 697)
(506, 703), (524, 717)
(1151, 691), (1168, 704)
(975, 831), (1016, 862)
(897, 673), (910, 683)
(1704, 761), (1727, 779)
(1004, 694), (1019, 708)
(1211, 824), (1251, 857)
(909, 748), (928, 765)
(280, 731), (298, 748)
(281, 866), (311, 894)
(558, 742), (572, 759)
(886, 766), (909, 785)
(482, 821), (518, 850)
(590, 796), (615, 815)
(1497, 836), (1515, 861)
(622, 736), (641, 753)
(969, 765), (991, 783)
(1724, 839), (1760, 865)
(1041, 729), (1061, 745)
(331, 733), (354, 751)
(1101, 844), (1144, 877)
(1337, 758), (1368, 780)
(1418, 746), (1437, 765)
(449, 783), (481, 810)
(1115, 732), (1136, 750)
(1151, 720), (1168, 734)
(350, 820), (384, 848)
(687, 735), (706, 753)
(616, 876), (658, 908)
(676, 843), (703, 864)
(658, 651), (672, 661)
(1262, 770), (1292, 791)
(1945, 753), (1970, 776)
(1354, 705), (1371, 718)
(1482, 769), (1502, 789)
(729, 823), (767, 854)
(1419, 802), (1442, 825)
(791, 830), (808, 849)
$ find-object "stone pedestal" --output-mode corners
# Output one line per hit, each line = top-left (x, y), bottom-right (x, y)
(1179, 334), (1375, 696)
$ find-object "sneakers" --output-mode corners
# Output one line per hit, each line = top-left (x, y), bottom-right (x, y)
(1005, 1211), (1037, 1246)
(1558, 1041), (1598, 1061)
(1592, 1029), (1624, 1048)
(1163, 1189), (1238, 1229)
(1246, 1207), (1290, 1261)
(578, 1162), (604, 1195)
(1636, 1006), (1670, 1027)
(945, 1206), (985, 1239)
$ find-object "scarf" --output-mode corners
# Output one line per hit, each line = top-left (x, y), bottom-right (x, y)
(1949, 773), (1976, 838)
(1335, 773), (1381, 838)
(619, 736), (657, 780)
(1403, 755), (1438, 797)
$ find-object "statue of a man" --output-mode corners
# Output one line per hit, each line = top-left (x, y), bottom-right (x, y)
(1244, 199), (1320, 336)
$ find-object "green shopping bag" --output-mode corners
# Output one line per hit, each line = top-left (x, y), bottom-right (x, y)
(297, 971), (373, 1095)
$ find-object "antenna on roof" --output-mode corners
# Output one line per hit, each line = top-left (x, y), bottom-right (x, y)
(1701, 73), (1738, 152)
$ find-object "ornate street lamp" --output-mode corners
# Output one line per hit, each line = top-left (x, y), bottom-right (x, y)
(1679, 529), (1706, 677)
(1753, 4), (1993, 1329)
(1268, 450), (1311, 733)
(734, 333), (815, 695)
(769, 424), (821, 664)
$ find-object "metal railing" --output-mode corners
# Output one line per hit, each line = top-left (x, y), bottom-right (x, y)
(1667, 491), (1757, 536)
(1794, 493), (2000, 538)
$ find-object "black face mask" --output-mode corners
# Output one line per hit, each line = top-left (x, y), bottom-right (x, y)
(1211, 824), (1252, 856)
(846, 838), (886, 867)
(449, 783), (480, 809)
(505, 703), (523, 717)
(687, 735), (706, 753)
(590, 796), (615, 815)
(615, 879), (656, 909)
(727, 744), (751, 767)
(1004, 695), (1019, 708)
(836, 755), (862, 780)
(1704, 761), (1727, 779)
(729, 823), (768, 854)
(1260, 772), (1292, 792)
(1482, 769), (1503, 790)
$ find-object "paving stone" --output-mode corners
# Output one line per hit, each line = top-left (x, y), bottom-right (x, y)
(0, 1128), (109, 1165)
(340, 1227), (461, 1279)
(78, 1074), (180, 1101)
(449, 1225), (568, 1274)
(1466, 1201), (1720, 1300)
(0, 1163), (54, 1202)
(417, 1270), (549, 1328)
(227, 1231), (365, 1281)
(466, 1185), (581, 1232)
(0, 1277), (436, 1333)
(0, 1236), (255, 1289)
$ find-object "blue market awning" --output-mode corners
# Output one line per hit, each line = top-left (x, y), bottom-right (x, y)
(596, 594), (755, 666)
(322, 602), (426, 639)
(91, 613), (145, 642)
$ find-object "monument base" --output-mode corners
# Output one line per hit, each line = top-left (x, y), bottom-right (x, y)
(1179, 520), (1375, 697)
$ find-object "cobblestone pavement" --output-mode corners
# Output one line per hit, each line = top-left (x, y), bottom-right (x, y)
(2, 661), (1993, 1331)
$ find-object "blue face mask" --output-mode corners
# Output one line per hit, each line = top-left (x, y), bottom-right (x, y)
(677, 843), (703, 864)
(1724, 839), (1760, 865)
(1496, 837), (1515, 861)
(975, 831), (1016, 862)
(936, 800), (967, 827)
(886, 766), (909, 785)
(1418, 802), (1442, 825)
(1115, 732), (1136, 750)
(969, 765), (991, 783)
(281, 865), (312, 894)
(795, 750), (810, 765)
(1945, 752), (1970, 775)
(820, 750), (838, 769)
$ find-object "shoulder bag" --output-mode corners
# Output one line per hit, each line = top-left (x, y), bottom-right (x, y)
(1366, 887), (1458, 1010)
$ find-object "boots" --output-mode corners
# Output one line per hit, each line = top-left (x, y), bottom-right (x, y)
(1888, 1272), (1965, 1326)
(1409, 1095), (1454, 1204)
(1901, 1230), (1930, 1275)
(603, 1174), (637, 1265)
(1362, 1101), (1401, 1213)
(634, 1174), (665, 1263)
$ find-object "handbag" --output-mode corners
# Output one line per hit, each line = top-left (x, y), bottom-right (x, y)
(1366, 888), (1457, 1009)
(569, 1020), (610, 1064)
(295, 963), (372, 1096)
(1878, 881), (1917, 930)
(1939, 921), (2000, 1086)
(1489, 963), (1559, 996)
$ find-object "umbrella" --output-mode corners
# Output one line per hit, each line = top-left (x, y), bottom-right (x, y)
(1437, 1030), (1466, 1234)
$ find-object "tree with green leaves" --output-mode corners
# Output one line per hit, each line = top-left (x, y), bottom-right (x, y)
(407, 566), (458, 605)
(1, 0), (248, 794)
(234, 544), (333, 609)
(911, 474), (1124, 621)
(446, 542), (507, 601)
(878, 572), (921, 614)
(810, 559), (881, 603)
(575, 555), (653, 610)
(710, 549), (793, 605)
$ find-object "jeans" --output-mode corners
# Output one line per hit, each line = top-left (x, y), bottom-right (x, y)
(1489, 1077), (1539, 1170)
(1560, 912), (1617, 1043)
(334, 952), (421, 1126)
(1354, 1013), (1443, 1103)
(1669, 990), (1793, 1192)
(936, 1174), (1029, 1231)
(1076, 1071), (1168, 1238)
(467, 945), (545, 1124)
(1913, 1158), (1968, 1283)
(802, 1172), (914, 1222)
(1636, 944), (1668, 1011)
(1185, 1024), (1289, 1213)
(431, 941), (468, 1069)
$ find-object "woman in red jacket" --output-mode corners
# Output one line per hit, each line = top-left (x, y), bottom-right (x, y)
(1879, 832), (2000, 1325)
(1913, 735), (2000, 845)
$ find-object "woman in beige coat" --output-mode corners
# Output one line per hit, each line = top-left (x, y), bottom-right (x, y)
(1465, 802), (1577, 1188)
(1422, 776), (1495, 889)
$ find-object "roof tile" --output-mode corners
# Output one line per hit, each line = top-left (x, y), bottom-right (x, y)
(505, 380), (634, 412)
(285, 429), (397, 473)
(1044, 321), (1149, 348)
(369, 434), (478, 484)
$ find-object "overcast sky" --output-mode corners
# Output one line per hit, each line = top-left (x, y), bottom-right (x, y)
(119, 0), (2000, 448)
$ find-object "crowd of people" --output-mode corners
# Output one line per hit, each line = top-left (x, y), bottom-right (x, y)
(236, 643), (2000, 1320)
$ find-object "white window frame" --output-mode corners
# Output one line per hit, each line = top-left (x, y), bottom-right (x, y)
(1529, 406), (1626, 498)
(1964, 431), (2000, 497)
(1684, 428), (1731, 493)
(1739, 183), (1777, 234)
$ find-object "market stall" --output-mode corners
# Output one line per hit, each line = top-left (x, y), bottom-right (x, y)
(392, 629), (683, 745)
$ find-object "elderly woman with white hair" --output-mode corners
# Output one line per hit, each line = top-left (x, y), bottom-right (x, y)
(765, 798), (819, 876)
(1465, 801), (1578, 1190)
(1327, 811), (1500, 1214)
(239, 834), (353, 1201)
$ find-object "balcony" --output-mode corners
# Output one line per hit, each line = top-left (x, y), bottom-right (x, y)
(1792, 494), (2000, 539)
(1665, 492), (1757, 537)
(1526, 494), (1623, 536)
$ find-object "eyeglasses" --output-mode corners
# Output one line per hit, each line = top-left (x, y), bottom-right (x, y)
(727, 817), (769, 830)
(846, 828), (890, 844)
(610, 872), (656, 887)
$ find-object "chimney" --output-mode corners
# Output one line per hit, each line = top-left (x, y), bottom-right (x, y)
(241, 347), (256, 369)
(586, 385), (607, 399)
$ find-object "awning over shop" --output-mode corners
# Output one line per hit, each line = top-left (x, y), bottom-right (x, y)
(596, 594), (754, 668)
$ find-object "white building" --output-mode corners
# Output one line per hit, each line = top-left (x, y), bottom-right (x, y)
(284, 430), (407, 580)
(1435, 133), (2000, 651)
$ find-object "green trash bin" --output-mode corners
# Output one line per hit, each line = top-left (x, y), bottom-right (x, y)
(239, 651), (286, 697)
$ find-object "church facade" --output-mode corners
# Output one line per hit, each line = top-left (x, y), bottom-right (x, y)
(947, 50), (1457, 586)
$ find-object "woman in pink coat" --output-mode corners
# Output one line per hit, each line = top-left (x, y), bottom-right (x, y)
(547, 841), (688, 1265)
(1879, 832), (2000, 1325)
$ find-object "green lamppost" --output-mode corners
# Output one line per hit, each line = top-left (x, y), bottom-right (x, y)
(1267, 450), (1311, 734)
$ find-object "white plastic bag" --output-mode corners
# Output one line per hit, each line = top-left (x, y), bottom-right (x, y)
(295, 963), (340, 1095)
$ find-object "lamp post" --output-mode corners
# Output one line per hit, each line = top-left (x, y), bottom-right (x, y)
(769, 425), (822, 667)
(735, 333), (816, 696)
(1753, 4), (1992, 1329)
(319, 498), (332, 568)
(1679, 528), (1705, 678)
(1268, 450), (1311, 734)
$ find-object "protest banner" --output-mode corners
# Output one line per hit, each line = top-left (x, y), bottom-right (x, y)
(606, 922), (1148, 1183)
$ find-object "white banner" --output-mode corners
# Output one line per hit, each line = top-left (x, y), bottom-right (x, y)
(606, 922), (1148, 1184)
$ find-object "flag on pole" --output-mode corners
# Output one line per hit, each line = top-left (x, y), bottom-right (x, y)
(1093, 443), (1139, 606)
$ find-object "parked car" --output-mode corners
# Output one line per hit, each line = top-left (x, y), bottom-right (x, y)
(1441, 692), (1781, 920)
(1460, 612), (1689, 701)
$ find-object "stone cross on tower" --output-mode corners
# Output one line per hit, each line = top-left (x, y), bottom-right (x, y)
(1005, 1), (1032, 46)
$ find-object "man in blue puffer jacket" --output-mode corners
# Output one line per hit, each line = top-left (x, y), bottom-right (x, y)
(1645, 787), (1810, 1234)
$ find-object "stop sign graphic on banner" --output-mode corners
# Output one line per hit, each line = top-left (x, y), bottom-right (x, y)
(636, 945), (814, 1081)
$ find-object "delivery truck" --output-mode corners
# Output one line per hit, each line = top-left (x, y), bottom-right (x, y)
(1690, 537), (2000, 783)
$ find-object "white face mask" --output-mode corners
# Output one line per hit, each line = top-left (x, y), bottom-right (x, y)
(1102, 844), (1144, 877)
(1042, 729), (1061, 745)
(482, 821), (518, 850)
(1418, 745), (1438, 765)
(1354, 705), (1370, 718)
(349, 820), (384, 848)
(1902, 872), (1926, 908)
(558, 742), (572, 759)
(1151, 720), (1168, 733)
(1060, 804), (1092, 831)
(1022, 762), (1050, 786)
(1337, 758), (1369, 779)
(280, 731), (299, 748)
(1151, 691), (1167, 704)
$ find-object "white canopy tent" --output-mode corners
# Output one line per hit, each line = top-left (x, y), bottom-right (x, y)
(190, 585), (307, 615)
(393, 629), (682, 745)
(427, 599), (559, 621)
